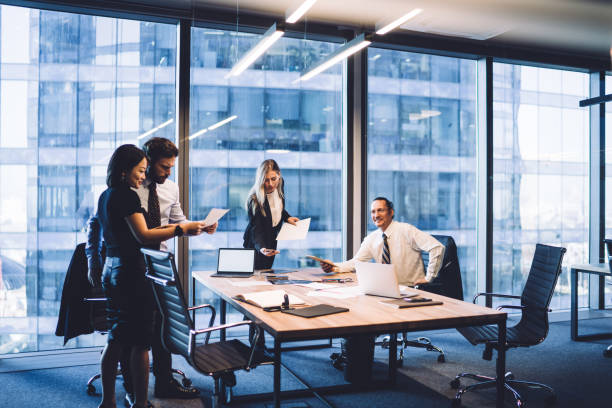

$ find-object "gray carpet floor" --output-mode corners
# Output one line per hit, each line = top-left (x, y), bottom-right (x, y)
(1, 318), (612, 408)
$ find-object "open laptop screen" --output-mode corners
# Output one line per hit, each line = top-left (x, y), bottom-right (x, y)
(217, 248), (255, 274)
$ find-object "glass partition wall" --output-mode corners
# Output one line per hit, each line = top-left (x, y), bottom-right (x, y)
(188, 28), (343, 322)
(0, 5), (177, 353)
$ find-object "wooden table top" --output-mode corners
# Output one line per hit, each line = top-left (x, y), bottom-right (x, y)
(193, 268), (506, 341)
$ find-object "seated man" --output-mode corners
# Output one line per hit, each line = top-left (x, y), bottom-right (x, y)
(319, 196), (445, 286)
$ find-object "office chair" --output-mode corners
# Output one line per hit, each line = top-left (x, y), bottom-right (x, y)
(141, 248), (271, 407)
(380, 235), (463, 364)
(602, 239), (612, 358)
(450, 243), (566, 407)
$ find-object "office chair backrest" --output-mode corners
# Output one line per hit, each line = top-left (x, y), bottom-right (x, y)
(141, 248), (192, 359)
(603, 239), (612, 273)
(517, 243), (566, 343)
(420, 235), (464, 301)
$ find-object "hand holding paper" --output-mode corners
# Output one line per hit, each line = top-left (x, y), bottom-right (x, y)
(201, 208), (229, 227)
(276, 217), (311, 241)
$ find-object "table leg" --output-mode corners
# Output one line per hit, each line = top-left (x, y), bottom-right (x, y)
(571, 268), (578, 340)
(220, 298), (226, 342)
(496, 318), (506, 408)
(273, 338), (281, 408)
(388, 332), (397, 385)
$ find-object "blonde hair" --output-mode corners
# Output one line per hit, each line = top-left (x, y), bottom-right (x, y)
(246, 159), (284, 216)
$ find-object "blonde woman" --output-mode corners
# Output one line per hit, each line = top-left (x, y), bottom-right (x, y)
(243, 159), (298, 269)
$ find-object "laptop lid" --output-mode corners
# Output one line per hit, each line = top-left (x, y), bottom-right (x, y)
(216, 248), (255, 275)
(355, 261), (402, 298)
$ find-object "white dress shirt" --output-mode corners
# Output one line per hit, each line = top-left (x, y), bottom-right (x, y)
(335, 221), (445, 285)
(266, 190), (283, 227)
(133, 178), (187, 251)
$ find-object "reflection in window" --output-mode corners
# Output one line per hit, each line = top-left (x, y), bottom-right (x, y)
(367, 48), (477, 300)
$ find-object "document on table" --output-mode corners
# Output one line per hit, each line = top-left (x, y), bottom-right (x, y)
(297, 282), (339, 290)
(228, 280), (273, 287)
(307, 285), (362, 299)
(201, 208), (229, 227)
(276, 218), (311, 241)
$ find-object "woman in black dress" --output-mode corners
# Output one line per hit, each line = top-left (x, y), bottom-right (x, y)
(97, 145), (186, 408)
(243, 159), (299, 269)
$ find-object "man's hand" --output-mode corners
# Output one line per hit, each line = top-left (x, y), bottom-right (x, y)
(182, 221), (206, 236)
(319, 260), (336, 273)
(261, 248), (280, 257)
(414, 277), (429, 285)
(203, 222), (217, 234)
(287, 217), (299, 226)
(87, 257), (103, 287)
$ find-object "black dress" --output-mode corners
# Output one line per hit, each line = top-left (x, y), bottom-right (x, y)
(243, 194), (291, 269)
(97, 184), (153, 347)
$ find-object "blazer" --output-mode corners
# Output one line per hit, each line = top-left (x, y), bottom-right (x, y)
(243, 194), (291, 269)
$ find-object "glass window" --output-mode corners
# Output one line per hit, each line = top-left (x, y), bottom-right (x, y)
(189, 28), (343, 323)
(367, 48), (478, 300)
(0, 5), (176, 355)
(492, 63), (589, 309)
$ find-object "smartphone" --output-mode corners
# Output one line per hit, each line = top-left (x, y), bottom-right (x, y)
(306, 255), (337, 267)
(405, 297), (432, 303)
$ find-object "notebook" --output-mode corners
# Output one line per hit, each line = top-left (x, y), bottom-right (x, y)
(379, 298), (443, 308)
(281, 304), (349, 318)
(210, 248), (255, 278)
(355, 261), (417, 299)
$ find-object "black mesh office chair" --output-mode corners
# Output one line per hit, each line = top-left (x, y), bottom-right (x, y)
(380, 235), (463, 364)
(450, 243), (566, 407)
(602, 239), (612, 358)
(141, 248), (271, 407)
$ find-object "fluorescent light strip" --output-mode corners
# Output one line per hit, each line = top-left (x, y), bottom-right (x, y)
(376, 8), (423, 35)
(137, 118), (174, 140)
(286, 0), (318, 24)
(225, 24), (284, 79)
(189, 115), (238, 140)
(297, 34), (371, 82)
(266, 149), (290, 154)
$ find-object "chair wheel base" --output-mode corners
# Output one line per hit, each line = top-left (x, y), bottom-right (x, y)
(450, 378), (460, 389)
(603, 346), (612, 358)
(182, 378), (192, 387)
(438, 354), (446, 363)
(451, 397), (462, 407)
(86, 384), (96, 396)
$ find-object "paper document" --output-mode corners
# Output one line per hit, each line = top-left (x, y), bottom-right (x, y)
(276, 218), (311, 241)
(298, 282), (339, 290)
(307, 286), (362, 300)
(201, 208), (229, 227)
(228, 280), (273, 287)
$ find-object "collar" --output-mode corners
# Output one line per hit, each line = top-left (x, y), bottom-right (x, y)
(380, 220), (397, 237)
(142, 178), (153, 188)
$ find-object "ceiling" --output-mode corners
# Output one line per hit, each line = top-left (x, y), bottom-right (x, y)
(45, 0), (612, 66)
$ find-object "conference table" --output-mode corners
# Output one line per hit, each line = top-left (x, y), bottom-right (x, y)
(193, 268), (507, 408)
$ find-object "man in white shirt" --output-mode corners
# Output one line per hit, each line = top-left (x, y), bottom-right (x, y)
(319, 197), (444, 286)
(86, 137), (216, 404)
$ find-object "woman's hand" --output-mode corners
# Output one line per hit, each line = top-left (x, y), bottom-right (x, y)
(287, 217), (299, 226)
(261, 248), (280, 257)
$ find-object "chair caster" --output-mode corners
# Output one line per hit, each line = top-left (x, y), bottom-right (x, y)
(437, 354), (446, 363)
(451, 397), (462, 407)
(86, 384), (96, 396)
(182, 377), (192, 387)
(603, 346), (612, 358)
(450, 378), (461, 389)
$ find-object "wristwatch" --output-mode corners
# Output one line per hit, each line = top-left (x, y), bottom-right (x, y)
(174, 225), (184, 237)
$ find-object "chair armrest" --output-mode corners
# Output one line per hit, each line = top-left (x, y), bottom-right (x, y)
(145, 274), (175, 287)
(187, 304), (216, 343)
(472, 292), (521, 304)
(83, 297), (107, 302)
(191, 320), (252, 337)
(188, 303), (214, 312)
(496, 304), (525, 311)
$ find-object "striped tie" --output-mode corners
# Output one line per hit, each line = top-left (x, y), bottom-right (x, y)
(382, 233), (391, 264)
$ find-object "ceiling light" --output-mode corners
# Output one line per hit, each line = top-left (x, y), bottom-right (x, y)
(189, 115), (238, 140)
(286, 0), (318, 24)
(297, 33), (371, 82)
(375, 9), (423, 35)
(266, 149), (290, 154)
(225, 23), (284, 79)
(137, 118), (174, 140)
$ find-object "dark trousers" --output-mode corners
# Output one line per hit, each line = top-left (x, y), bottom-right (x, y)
(121, 310), (172, 392)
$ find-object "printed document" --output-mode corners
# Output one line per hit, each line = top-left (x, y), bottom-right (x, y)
(201, 208), (229, 227)
(276, 217), (311, 241)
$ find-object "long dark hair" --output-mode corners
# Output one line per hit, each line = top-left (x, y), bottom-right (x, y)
(106, 144), (146, 187)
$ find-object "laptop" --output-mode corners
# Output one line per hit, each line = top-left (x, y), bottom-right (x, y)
(355, 261), (417, 299)
(210, 248), (255, 278)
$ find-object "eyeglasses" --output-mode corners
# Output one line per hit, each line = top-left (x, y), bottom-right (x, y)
(321, 278), (353, 283)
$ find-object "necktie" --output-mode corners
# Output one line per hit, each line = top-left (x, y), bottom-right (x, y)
(382, 233), (391, 264)
(147, 182), (161, 229)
